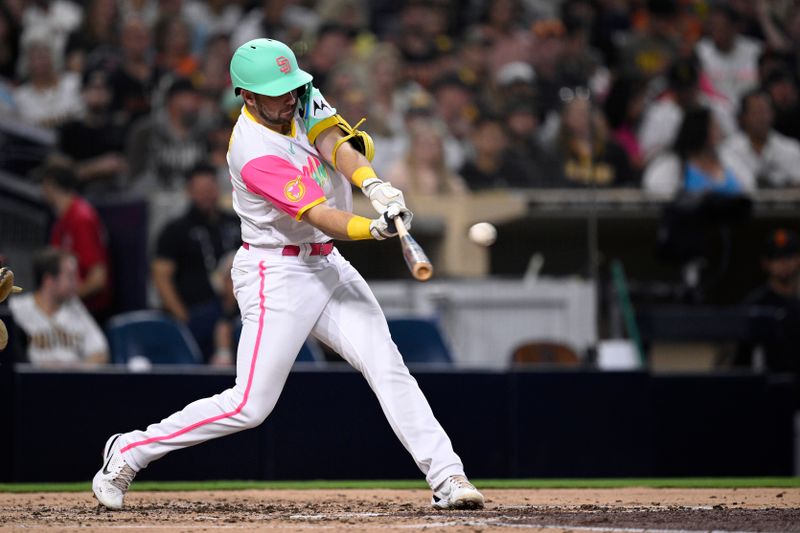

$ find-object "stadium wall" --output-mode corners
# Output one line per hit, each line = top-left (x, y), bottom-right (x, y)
(2, 362), (795, 482)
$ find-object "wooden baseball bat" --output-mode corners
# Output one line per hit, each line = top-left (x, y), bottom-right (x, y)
(394, 216), (433, 281)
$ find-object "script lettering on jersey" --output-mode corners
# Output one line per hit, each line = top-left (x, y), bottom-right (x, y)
(29, 326), (82, 351)
(276, 56), (291, 74)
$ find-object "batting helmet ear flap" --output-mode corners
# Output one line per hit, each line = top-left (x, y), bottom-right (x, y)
(331, 116), (375, 170)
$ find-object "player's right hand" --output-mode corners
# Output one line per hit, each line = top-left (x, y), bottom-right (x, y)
(369, 204), (412, 240)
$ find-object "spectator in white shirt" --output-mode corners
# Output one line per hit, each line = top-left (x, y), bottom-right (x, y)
(644, 105), (752, 198)
(721, 89), (800, 189)
(13, 36), (82, 129)
(8, 247), (108, 368)
(638, 56), (736, 162)
(695, 3), (761, 109)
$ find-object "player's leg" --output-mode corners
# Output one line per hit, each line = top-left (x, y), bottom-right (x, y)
(93, 251), (330, 508)
(311, 251), (483, 509)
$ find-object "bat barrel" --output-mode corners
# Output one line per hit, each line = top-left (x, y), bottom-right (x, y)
(412, 262), (433, 281)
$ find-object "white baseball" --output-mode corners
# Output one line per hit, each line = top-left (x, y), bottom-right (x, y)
(468, 222), (497, 246)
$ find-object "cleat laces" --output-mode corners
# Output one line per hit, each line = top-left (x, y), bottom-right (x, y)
(109, 465), (136, 493)
(448, 475), (474, 490)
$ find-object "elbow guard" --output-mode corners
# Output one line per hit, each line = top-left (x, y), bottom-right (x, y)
(330, 115), (375, 171)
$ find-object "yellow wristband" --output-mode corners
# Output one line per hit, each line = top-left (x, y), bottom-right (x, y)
(346, 215), (373, 240)
(351, 166), (377, 188)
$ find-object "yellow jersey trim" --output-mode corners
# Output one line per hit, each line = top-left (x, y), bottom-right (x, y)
(295, 196), (327, 221)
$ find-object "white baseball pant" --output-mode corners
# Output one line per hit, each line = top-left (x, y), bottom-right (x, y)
(117, 244), (465, 489)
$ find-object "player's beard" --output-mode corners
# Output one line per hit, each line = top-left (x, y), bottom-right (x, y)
(256, 100), (296, 133)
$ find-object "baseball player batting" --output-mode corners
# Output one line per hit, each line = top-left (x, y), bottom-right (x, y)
(92, 38), (484, 511)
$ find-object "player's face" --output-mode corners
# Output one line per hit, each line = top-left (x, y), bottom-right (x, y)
(252, 89), (299, 129)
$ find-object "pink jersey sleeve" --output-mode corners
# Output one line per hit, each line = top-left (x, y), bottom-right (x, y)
(241, 155), (326, 220)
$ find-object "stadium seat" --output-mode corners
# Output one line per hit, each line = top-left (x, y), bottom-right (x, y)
(107, 310), (202, 365)
(387, 318), (453, 364)
(511, 341), (580, 367)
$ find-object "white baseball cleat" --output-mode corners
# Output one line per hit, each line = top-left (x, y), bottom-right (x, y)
(92, 433), (137, 510)
(431, 475), (484, 509)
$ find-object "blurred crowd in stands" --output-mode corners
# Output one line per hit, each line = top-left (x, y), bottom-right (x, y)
(1, 0), (799, 370)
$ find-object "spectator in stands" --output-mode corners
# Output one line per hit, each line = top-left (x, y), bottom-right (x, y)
(107, 17), (160, 123)
(125, 78), (209, 192)
(0, 3), (22, 80)
(386, 118), (468, 196)
(364, 43), (410, 175)
(720, 89), (800, 189)
(39, 161), (112, 321)
(64, 0), (119, 74)
(152, 164), (240, 362)
(460, 113), (532, 190)
(644, 106), (751, 197)
(617, 0), (681, 81)
(503, 99), (560, 186)
(492, 61), (535, 116)
(545, 95), (634, 187)
(8, 247), (109, 367)
(638, 55), (736, 161)
(231, 0), (314, 51)
(478, 0), (532, 79)
(432, 75), (478, 152)
(401, 90), (467, 178)
(13, 36), (82, 129)
(695, 2), (761, 109)
(734, 229), (800, 377)
(182, 0), (242, 55)
(18, 0), (82, 77)
(763, 70), (800, 142)
(603, 76), (648, 175)
(57, 68), (127, 196)
(530, 18), (568, 117)
(196, 33), (232, 119)
(118, 0), (158, 28)
(153, 16), (198, 80)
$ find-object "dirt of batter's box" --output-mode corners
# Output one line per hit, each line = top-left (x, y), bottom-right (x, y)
(1, 487), (799, 532)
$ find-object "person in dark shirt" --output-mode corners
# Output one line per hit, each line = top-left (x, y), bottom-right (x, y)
(125, 77), (211, 192)
(736, 228), (800, 378)
(57, 68), (127, 197)
(460, 113), (533, 190)
(152, 164), (241, 361)
(545, 95), (634, 188)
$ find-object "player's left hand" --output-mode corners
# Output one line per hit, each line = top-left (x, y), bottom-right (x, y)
(369, 204), (413, 239)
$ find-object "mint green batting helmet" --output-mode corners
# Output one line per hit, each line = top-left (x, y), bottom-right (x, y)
(230, 38), (312, 97)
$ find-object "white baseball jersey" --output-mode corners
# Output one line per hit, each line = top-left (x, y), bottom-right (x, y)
(9, 293), (108, 365)
(227, 96), (351, 247)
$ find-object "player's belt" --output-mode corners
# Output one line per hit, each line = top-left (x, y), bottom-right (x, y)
(243, 242), (334, 256)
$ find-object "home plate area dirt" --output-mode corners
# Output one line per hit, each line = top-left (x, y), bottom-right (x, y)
(1, 487), (799, 532)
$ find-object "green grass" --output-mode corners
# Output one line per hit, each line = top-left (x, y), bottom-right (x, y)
(1, 478), (798, 493)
